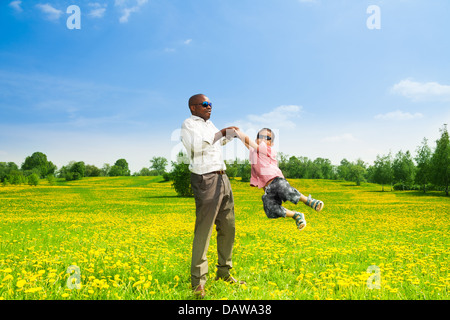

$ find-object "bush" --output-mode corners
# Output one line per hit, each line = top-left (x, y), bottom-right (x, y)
(47, 174), (56, 186)
(28, 173), (40, 186)
(65, 172), (82, 181)
(162, 171), (173, 181)
(170, 152), (193, 197)
(9, 171), (27, 185)
(239, 162), (252, 183)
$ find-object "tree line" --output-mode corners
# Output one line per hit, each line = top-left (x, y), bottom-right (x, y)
(0, 155), (160, 186)
(277, 124), (449, 195)
(1, 125), (449, 196)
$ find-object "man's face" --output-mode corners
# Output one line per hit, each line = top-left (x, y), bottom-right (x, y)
(190, 95), (212, 121)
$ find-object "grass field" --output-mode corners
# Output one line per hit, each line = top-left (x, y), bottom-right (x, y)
(0, 176), (448, 300)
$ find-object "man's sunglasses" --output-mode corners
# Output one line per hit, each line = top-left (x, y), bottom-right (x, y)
(257, 134), (272, 141)
(194, 101), (212, 108)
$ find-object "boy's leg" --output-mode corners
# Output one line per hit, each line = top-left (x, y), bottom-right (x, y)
(280, 178), (324, 212)
(284, 208), (296, 218)
(262, 192), (286, 219)
(304, 194), (324, 212)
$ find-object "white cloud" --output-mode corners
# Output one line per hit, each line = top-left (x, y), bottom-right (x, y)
(9, 1), (23, 12)
(88, 3), (107, 18)
(36, 3), (63, 21)
(374, 110), (424, 121)
(115, 0), (148, 23)
(391, 79), (450, 102)
(162, 39), (193, 53)
(321, 133), (358, 143)
(233, 105), (303, 132)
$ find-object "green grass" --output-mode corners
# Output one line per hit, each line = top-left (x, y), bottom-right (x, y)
(0, 177), (448, 300)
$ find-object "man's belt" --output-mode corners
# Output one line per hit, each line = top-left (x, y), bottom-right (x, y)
(211, 170), (226, 175)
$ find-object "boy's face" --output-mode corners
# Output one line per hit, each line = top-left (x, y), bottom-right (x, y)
(189, 95), (212, 121)
(256, 129), (273, 146)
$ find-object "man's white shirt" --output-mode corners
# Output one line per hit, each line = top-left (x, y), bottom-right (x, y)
(181, 115), (231, 175)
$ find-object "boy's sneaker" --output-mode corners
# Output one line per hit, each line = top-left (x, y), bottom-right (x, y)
(293, 212), (306, 231)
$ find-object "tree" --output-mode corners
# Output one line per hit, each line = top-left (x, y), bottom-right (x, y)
(149, 157), (168, 176)
(392, 150), (416, 189)
(171, 152), (193, 197)
(71, 161), (86, 179)
(0, 162), (19, 182)
(285, 156), (303, 178)
(312, 158), (333, 179)
(62, 161), (85, 181)
(112, 159), (130, 176)
(277, 152), (289, 174)
(348, 159), (367, 186)
(137, 167), (152, 176)
(21, 152), (57, 178)
(430, 125), (450, 196)
(372, 153), (393, 191)
(101, 164), (111, 177)
(415, 138), (432, 193)
(337, 159), (351, 181)
(85, 164), (101, 177)
(109, 165), (124, 177)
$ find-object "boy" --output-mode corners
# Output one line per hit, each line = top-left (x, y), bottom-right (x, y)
(235, 128), (324, 230)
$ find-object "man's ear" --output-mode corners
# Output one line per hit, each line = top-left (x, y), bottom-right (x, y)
(189, 105), (195, 114)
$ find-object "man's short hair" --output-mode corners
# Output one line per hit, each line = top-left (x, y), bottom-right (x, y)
(188, 94), (206, 107)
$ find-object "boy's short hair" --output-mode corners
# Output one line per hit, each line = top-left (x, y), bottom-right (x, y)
(257, 128), (275, 141)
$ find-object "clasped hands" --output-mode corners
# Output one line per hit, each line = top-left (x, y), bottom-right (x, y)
(214, 126), (243, 144)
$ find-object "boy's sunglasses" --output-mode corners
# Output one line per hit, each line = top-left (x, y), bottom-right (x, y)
(194, 101), (212, 108)
(257, 135), (272, 141)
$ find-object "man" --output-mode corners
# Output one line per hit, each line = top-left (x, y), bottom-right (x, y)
(180, 94), (242, 298)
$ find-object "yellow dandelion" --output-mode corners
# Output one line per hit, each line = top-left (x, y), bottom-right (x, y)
(24, 287), (43, 293)
(133, 280), (145, 287)
(2, 274), (13, 282)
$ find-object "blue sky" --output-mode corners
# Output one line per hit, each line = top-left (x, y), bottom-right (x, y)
(1, 0), (450, 173)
